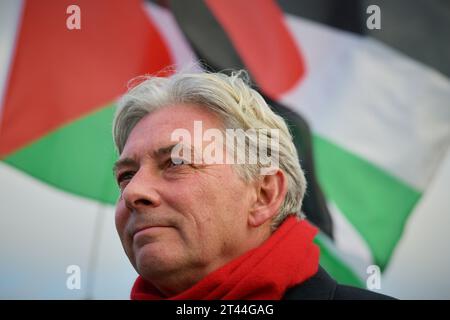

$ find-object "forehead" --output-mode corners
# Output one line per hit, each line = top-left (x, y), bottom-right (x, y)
(121, 104), (223, 157)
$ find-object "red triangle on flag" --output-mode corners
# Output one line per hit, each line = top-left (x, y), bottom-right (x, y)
(0, 0), (172, 157)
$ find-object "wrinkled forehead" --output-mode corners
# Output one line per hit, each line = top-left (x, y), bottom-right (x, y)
(121, 104), (224, 157)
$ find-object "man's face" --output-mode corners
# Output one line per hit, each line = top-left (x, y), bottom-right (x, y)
(114, 104), (257, 288)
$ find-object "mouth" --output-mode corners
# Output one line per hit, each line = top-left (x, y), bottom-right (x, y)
(132, 225), (171, 240)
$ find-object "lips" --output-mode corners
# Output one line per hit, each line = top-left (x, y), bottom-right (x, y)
(132, 225), (170, 239)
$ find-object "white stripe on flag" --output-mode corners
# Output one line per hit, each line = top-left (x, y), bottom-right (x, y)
(281, 14), (450, 191)
(328, 201), (373, 274)
(382, 146), (450, 299)
(0, 162), (135, 299)
(144, 2), (200, 72)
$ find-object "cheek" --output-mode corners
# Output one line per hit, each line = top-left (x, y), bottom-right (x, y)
(115, 200), (129, 238)
(161, 170), (250, 241)
(196, 176), (245, 227)
(163, 182), (217, 241)
(212, 175), (252, 225)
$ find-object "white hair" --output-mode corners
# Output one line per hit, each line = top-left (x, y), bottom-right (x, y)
(113, 70), (307, 229)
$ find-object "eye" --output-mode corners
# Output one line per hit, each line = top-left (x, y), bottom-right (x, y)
(117, 171), (135, 185)
(168, 158), (190, 168)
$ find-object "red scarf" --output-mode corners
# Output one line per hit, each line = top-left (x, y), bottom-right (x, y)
(131, 216), (320, 300)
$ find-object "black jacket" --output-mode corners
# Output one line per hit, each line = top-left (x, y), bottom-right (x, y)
(283, 266), (395, 300)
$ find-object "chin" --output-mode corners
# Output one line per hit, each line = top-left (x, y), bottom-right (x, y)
(135, 243), (180, 278)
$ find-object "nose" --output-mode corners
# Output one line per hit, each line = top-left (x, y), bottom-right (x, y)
(121, 169), (162, 211)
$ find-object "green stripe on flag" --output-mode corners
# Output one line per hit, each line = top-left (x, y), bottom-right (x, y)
(2, 104), (119, 204)
(313, 135), (421, 269)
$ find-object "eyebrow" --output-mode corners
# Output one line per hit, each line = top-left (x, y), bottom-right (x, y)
(112, 157), (138, 176)
(112, 143), (186, 175)
(153, 143), (179, 158)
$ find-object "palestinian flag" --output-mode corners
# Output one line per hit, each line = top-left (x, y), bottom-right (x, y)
(1, 0), (449, 299)
(0, 0), (177, 299)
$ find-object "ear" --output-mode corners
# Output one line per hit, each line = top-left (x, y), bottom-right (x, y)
(248, 170), (288, 228)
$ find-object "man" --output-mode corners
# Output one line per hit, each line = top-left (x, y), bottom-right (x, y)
(112, 70), (394, 300)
